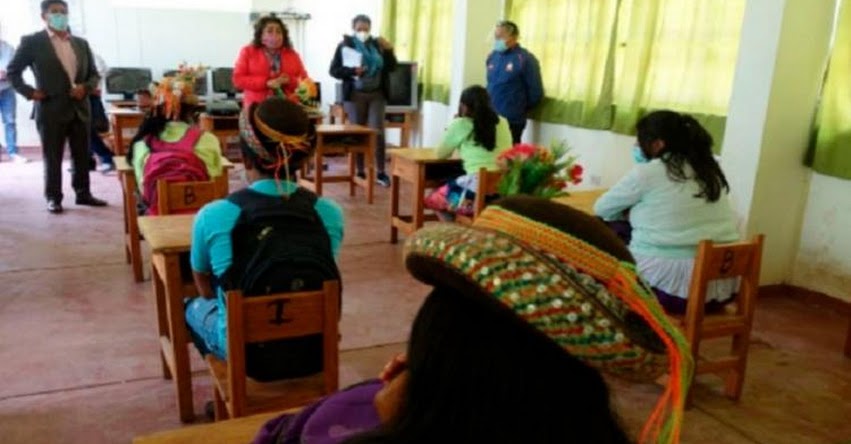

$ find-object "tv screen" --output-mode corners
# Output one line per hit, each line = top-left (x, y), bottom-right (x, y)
(211, 67), (240, 98)
(385, 62), (418, 112)
(105, 68), (152, 100)
(163, 70), (208, 97)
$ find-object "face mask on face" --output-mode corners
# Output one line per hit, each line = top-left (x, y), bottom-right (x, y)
(47, 13), (69, 32)
(355, 31), (370, 42)
(632, 144), (649, 164)
(262, 35), (283, 49)
(493, 38), (508, 52)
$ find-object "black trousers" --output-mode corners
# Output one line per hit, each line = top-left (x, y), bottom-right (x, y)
(37, 116), (91, 202)
(509, 122), (526, 145)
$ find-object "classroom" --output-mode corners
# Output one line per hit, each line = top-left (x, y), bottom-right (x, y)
(0, 0), (849, 443)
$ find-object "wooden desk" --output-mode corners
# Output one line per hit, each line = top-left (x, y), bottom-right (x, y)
(329, 104), (417, 148)
(389, 148), (463, 243)
(138, 214), (197, 423)
(108, 108), (144, 156)
(552, 189), (606, 215)
(298, 124), (377, 204)
(116, 157), (233, 282)
(199, 113), (239, 160)
(133, 411), (286, 444)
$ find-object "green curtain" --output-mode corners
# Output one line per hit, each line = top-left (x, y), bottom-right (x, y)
(506, 0), (745, 150)
(381, 0), (453, 104)
(807, 0), (851, 180)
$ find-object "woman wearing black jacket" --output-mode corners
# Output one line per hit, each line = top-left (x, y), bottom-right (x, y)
(329, 14), (398, 187)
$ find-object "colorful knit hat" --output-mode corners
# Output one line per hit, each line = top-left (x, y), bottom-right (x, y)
(151, 63), (206, 120)
(404, 196), (693, 444)
(239, 97), (314, 195)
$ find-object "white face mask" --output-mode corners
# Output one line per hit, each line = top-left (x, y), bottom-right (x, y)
(355, 31), (370, 42)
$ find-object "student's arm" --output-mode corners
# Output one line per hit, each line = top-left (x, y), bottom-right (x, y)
(194, 132), (224, 178)
(593, 166), (645, 221)
(190, 209), (215, 299)
(232, 46), (269, 92)
(329, 42), (357, 80)
(6, 36), (36, 99)
(315, 199), (345, 260)
(523, 52), (544, 110)
(131, 140), (151, 190)
(437, 118), (471, 159)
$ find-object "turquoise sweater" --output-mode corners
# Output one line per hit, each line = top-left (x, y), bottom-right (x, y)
(594, 160), (739, 259)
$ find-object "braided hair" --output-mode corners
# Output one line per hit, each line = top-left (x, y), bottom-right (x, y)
(636, 110), (729, 202)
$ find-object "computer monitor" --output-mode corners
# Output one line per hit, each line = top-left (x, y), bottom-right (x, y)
(162, 70), (209, 97)
(105, 67), (153, 101)
(385, 62), (419, 112)
(211, 67), (240, 99)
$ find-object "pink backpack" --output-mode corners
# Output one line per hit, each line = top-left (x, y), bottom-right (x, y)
(141, 126), (210, 215)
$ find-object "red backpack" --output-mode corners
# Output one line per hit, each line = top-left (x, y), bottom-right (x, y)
(141, 126), (210, 215)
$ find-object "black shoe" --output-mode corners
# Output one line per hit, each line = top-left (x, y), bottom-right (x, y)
(47, 200), (63, 214)
(76, 194), (107, 207)
(376, 172), (391, 188)
(356, 172), (367, 180)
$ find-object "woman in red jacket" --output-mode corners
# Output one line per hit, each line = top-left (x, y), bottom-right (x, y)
(233, 15), (308, 111)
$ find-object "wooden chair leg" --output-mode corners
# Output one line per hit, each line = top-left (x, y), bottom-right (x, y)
(212, 389), (227, 421)
(724, 333), (750, 400)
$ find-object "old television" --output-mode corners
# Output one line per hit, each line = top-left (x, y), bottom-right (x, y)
(163, 69), (209, 97)
(105, 67), (153, 101)
(334, 61), (419, 112)
(211, 67), (241, 99)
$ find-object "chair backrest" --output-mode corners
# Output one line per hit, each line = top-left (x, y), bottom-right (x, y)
(685, 234), (765, 337)
(473, 168), (503, 217)
(224, 281), (340, 415)
(156, 175), (227, 215)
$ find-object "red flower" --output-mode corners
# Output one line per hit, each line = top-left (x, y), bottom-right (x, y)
(499, 143), (539, 162)
(569, 164), (584, 184)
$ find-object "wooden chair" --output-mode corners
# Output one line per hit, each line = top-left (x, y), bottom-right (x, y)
(456, 168), (503, 226)
(206, 281), (340, 420)
(155, 175), (228, 215)
(678, 234), (765, 402)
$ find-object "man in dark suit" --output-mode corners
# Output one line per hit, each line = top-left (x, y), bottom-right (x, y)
(6, 0), (107, 213)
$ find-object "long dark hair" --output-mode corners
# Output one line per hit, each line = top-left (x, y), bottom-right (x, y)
(636, 110), (729, 202)
(126, 104), (200, 162)
(252, 15), (292, 49)
(459, 85), (500, 151)
(345, 286), (630, 444)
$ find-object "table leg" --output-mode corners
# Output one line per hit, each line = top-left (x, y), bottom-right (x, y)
(112, 116), (124, 156)
(390, 165), (400, 244)
(314, 144), (324, 196)
(412, 163), (426, 230)
(123, 172), (144, 282)
(367, 134), (375, 204)
(152, 260), (172, 380)
(162, 253), (195, 423)
(348, 152), (356, 198)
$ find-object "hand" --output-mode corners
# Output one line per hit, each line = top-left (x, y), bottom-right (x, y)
(278, 73), (290, 85)
(70, 85), (86, 100)
(376, 37), (393, 51)
(31, 90), (47, 101)
(354, 66), (365, 76)
(379, 353), (407, 382)
(266, 77), (283, 89)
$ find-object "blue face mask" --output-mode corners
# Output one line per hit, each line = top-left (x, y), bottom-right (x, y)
(632, 144), (649, 164)
(493, 39), (508, 52)
(47, 13), (69, 31)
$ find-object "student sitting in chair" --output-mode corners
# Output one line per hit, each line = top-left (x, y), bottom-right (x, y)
(424, 85), (512, 221)
(186, 97), (344, 382)
(594, 110), (740, 315)
(128, 74), (223, 215)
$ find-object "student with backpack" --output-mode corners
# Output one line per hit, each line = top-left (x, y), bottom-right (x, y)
(128, 73), (223, 215)
(185, 97), (344, 382)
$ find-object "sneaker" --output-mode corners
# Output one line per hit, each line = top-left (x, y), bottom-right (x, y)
(376, 172), (391, 188)
(97, 163), (116, 173)
(10, 154), (29, 164)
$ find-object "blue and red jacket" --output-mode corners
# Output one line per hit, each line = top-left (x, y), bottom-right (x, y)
(486, 45), (544, 126)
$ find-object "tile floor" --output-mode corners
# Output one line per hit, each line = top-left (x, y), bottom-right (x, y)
(0, 149), (849, 443)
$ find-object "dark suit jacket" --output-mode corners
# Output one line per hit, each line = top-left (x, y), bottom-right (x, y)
(6, 30), (100, 123)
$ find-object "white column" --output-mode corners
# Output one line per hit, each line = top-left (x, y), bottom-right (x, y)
(721, 0), (837, 283)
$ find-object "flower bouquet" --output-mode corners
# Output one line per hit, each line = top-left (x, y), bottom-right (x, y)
(153, 62), (207, 119)
(497, 140), (583, 199)
(275, 77), (323, 119)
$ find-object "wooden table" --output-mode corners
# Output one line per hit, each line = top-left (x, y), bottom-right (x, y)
(552, 189), (606, 215)
(133, 411), (283, 444)
(199, 113), (239, 160)
(298, 124), (377, 204)
(116, 156), (233, 282)
(108, 107), (144, 156)
(138, 214), (198, 423)
(389, 148), (463, 243)
(329, 104), (416, 148)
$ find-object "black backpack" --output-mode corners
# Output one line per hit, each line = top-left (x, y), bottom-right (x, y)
(219, 187), (341, 382)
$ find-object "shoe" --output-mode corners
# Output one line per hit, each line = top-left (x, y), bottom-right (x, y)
(356, 172), (367, 180)
(97, 163), (116, 173)
(376, 172), (391, 188)
(47, 200), (63, 214)
(10, 154), (29, 164)
(75, 194), (107, 207)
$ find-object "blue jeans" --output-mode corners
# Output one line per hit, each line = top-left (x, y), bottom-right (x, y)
(0, 88), (17, 155)
(184, 296), (226, 359)
(89, 127), (114, 166)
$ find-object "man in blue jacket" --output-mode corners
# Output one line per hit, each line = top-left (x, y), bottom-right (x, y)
(486, 20), (544, 144)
